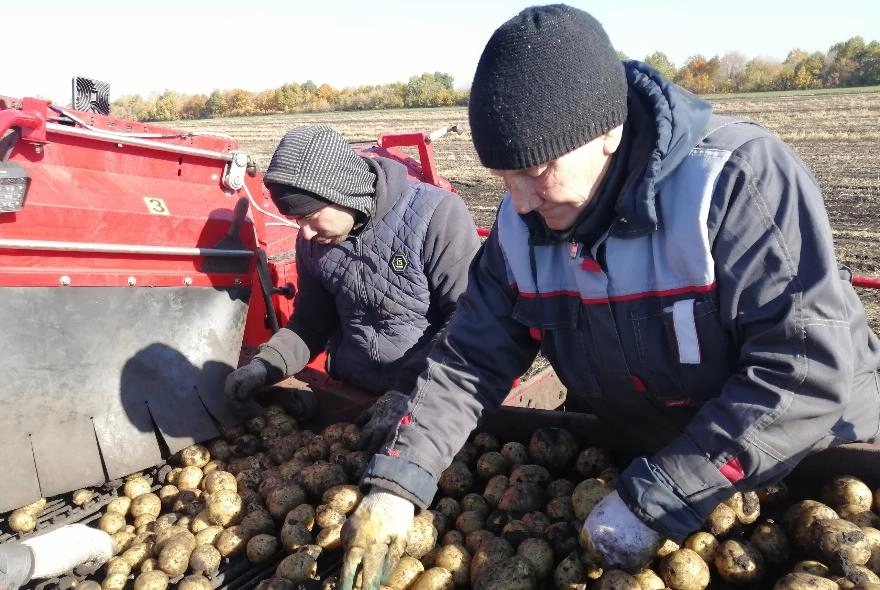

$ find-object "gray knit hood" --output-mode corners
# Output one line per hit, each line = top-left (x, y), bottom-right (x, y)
(263, 125), (376, 217)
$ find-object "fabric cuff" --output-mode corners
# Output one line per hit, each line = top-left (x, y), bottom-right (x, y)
(361, 454), (438, 510)
(0, 543), (35, 590)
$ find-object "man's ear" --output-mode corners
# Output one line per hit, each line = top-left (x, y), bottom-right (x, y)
(602, 125), (624, 155)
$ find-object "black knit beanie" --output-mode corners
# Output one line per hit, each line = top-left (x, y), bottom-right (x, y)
(469, 4), (628, 170)
(263, 125), (376, 217)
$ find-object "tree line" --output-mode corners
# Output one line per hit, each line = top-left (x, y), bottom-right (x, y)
(112, 36), (879, 122)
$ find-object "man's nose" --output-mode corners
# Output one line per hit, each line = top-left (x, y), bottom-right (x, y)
(510, 190), (543, 215)
(300, 224), (318, 240)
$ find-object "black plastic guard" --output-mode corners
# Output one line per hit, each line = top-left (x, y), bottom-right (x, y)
(0, 285), (254, 512)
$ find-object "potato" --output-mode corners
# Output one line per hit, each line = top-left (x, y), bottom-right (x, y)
(176, 466), (204, 490)
(517, 537), (554, 579)
(773, 572), (840, 590)
(285, 503), (317, 531)
(158, 531), (197, 576)
(201, 470), (237, 494)
(456, 510), (487, 536)
(130, 492), (162, 518)
(784, 500), (839, 549)
(498, 482), (547, 515)
(238, 508), (276, 537)
(472, 554), (535, 589)
(508, 464), (551, 487)
(106, 496), (132, 515)
(275, 550), (318, 583)
(412, 566), (455, 590)
(315, 504), (346, 528)
(179, 444), (211, 468)
(575, 446), (613, 477)
(133, 512), (157, 529)
(570, 477), (613, 519)
(553, 551), (586, 589)
(683, 531), (719, 564)
(77, 581), (103, 590)
(482, 475), (509, 508)
(193, 525), (223, 545)
(821, 475), (874, 511)
(593, 569), (641, 590)
(406, 515), (439, 559)
(545, 496), (575, 521)
(460, 493), (490, 516)
(214, 525), (249, 557)
(500, 442), (529, 466)
(528, 427), (578, 472)
(124, 477), (152, 499)
(434, 543), (471, 586)
(247, 533), (280, 563)
(434, 497), (462, 522)
(632, 568), (666, 590)
(7, 508), (37, 533)
(133, 569), (169, 590)
(280, 520), (313, 551)
(120, 541), (154, 569)
(544, 521), (579, 559)
(714, 539), (766, 584)
(470, 537), (514, 586)
(111, 530), (137, 555)
(724, 491), (761, 524)
(659, 548), (711, 590)
(750, 521), (791, 564)
(178, 575), (213, 590)
(439, 462), (476, 498)
(322, 484), (362, 514)
(654, 538), (681, 559)
(703, 502), (738, 537)
(139, 558), (160, 573)
(208, 439), (232, 461)
(387, 555), (425, 590)
(72, 488), (96, 506)
(106, 557), (133, 576)
(809, 517), (871, 567)
(266, 483), (307, 520)
(156, 484), (179, 507)
(546, 478), (575, 499)
(98, 511), (127, 534)
(187, 543), (220, 575)
(837, 503), (880, 528)
(102, 572), (129, 590)
(465, 530), (496, 555)
(476, 452), (509, 480)
(206, 488), (243, 526)
(202, 459), (225, 475)
(315, 524), (343, 550)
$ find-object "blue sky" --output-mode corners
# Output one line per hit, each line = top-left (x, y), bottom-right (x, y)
(4, 0), (876, 104)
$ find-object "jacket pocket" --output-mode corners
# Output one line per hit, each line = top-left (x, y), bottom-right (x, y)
(633, 297), (734, 407)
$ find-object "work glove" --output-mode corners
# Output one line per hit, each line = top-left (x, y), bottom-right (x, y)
(582, 490), (663, 572)
(339, 488), (414, 590)
(355, 390), (411, 454)
(21, 524), (114, 578)
(224, 359), (270, 405)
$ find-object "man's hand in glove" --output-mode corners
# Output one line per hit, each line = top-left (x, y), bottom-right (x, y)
(21, 524), (114, 579)
(340, 488), (414, 590)
(224, 359), (270, 405)
(582, 490), (662, 572)
(355, 390), (411, 454)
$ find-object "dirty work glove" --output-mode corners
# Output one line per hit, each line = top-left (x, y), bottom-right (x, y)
(340, 488), (414, 590)
(355, 390), (411, 454)
(21, 524), (114, 578)
(224, 359), (270, 405)
(582, 490), (663, 572)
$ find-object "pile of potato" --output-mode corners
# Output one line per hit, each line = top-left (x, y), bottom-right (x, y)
(5, 405), (880, 590)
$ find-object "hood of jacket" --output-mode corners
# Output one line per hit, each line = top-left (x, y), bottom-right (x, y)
(611, 60), (714, 237)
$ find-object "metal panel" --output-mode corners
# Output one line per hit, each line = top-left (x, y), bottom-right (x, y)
(0, 285), (250, 512)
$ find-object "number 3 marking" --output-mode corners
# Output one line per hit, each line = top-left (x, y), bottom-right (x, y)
(144, 196), (170, 215)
